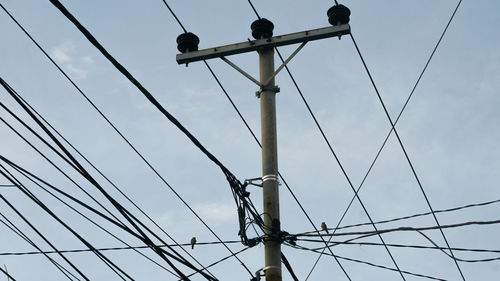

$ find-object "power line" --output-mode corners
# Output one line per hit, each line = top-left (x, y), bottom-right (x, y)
(0, 211), (81, 281)
(344, 1), (465, 279)
(0, 94), (187, 279)
(0, 265), (16, 281)
(1, 69), (215, 280)
(0, 96), (128, 229)
(203, 61), (305, 281)
(302, 230), (500, 264)
(246, 0), (261, 19)
(300, 239), (500, 256)
(350, 26), (466, 280)
(1, 161), (181, 278)
(160, 0), (187, 33)
(0, 157), (222, 279)
(281, 253), (299, 281)
(0, 194), (92, 281)
(161, 1), (324, 280)
(244, 0), (404, 278)
(7, 78), (217, 280)
(208, 3), (352, 280)
(296, 218), (500, 238)
(0, 168), (134, 280)
(274, 46), (406, 281)
(167, 0), (324, 277)
(46, 2), (258, 276)
(0, 3), (244, 278)
(330, 0), (466, 239)
(207, 0), (354, 279)
(335, 197), (500, 231)
(288, 244), (446, 281)
(0, 241), (241, 256)
(183, 247), (251, 279)
(415, 230), (500, 263)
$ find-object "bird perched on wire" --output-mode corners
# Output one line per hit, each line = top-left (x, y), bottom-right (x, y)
(190, 237), (197, 249)
(321, 222), (329, 234)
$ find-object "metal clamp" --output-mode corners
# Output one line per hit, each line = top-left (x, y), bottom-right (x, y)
(262, 174), (279, 185)
(255, 86), (280, 98)
(262, 265), (281, 273)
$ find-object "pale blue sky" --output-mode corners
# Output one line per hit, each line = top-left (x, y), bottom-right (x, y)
(1, 0), (500, 280)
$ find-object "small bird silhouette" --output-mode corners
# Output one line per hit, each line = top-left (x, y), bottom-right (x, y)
(321, 222), (329, 234)
(190, 237), (197, 249)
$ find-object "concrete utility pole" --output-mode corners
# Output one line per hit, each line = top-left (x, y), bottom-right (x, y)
(174, 5), (351, 281)
(259, 42), (281, 281)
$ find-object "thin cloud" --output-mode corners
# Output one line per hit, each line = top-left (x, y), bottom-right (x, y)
(194, 202), (236, 224)
(50, 41), (93, 80)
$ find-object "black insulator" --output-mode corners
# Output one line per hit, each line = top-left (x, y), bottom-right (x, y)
(327, 4), (351, 26)
(176, 32), (200, 53)
(251, 18), (274, 39)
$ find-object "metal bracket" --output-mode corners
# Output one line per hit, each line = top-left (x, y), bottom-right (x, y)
(244, 175), (281, 187)
(220, 57), (260, 87)
(251, 268), (264, 281)
(262, 42), (307, 87)
(244, 177), (263, 187)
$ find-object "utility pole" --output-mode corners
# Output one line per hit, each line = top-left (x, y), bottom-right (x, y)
(258, 35), (281, 281)
(174, 4), (351, 281)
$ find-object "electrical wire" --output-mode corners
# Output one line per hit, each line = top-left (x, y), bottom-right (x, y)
(245, 0), (404, 278)
(0, 168), (134, 281)
(331, 0), (466, 241)
(344, 1), (466, 279)
(281, 252), (299, 281)
(46, 1), (257, 276)
(0, 195), (92, 281)
(1, 76), (218, 281)
(0, 3), (239, 279)
(415, 230), (500, 263)
(0, 162), (181, 278)
(334, 197), (500, 232)
(205, 49), (350, 280)
(0, 266), (16, 281)
(0, 101), (127, 229)
(274, 48), (405, 281)
(162, 2), (316, 278)
(0, 157), (220, 279)
(350, 28), (466, 280)
(0, 212), (80, 281)
(246, 0), (261, 19)
(203, 1), (354, 279)
(300, 231), (500, 263)
(300, 239), (500, 256)
(7, 79), (217, 280)
(182, 247), (251, 279)
(161, 0), (187, 33)
(289, 244), (446, 281)
(0, 241), (241, 256)
(296, 218), (500, 238)
(0, 155), (218, 281)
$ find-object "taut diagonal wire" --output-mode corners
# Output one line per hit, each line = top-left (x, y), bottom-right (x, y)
(348, 2), (466, 276)
(350, 30), (466, 281)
